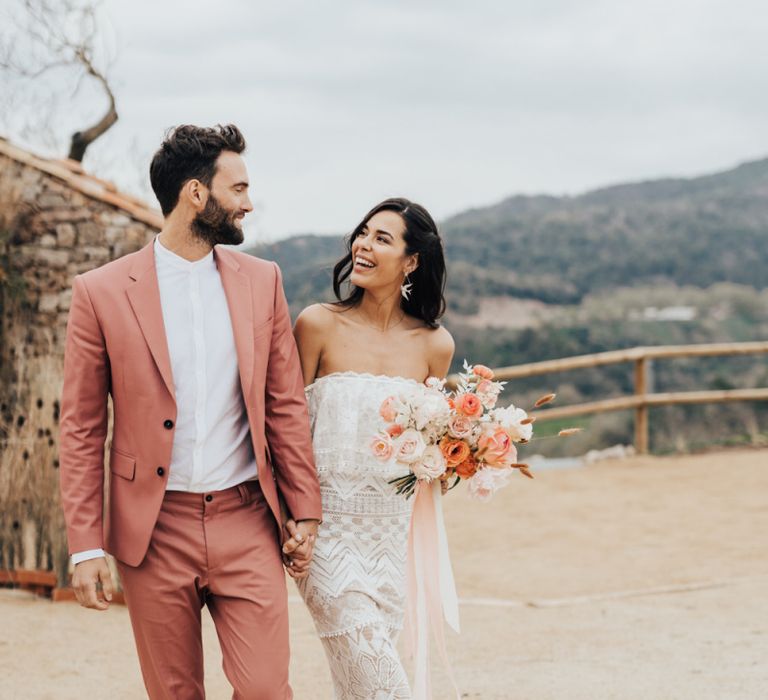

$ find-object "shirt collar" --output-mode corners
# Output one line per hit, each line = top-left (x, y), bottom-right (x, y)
(154, 235), (216, 272)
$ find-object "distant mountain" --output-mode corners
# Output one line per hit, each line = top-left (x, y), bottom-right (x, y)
(247, 158), (768, 453)
(248, 156), (768, 317)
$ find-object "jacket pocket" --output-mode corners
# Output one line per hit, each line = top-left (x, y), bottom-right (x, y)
(110, 448), (136, 481)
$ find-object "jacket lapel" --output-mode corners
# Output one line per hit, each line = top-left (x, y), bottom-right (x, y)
(125, 241), (175, 400)
(215, 247), (255, 399)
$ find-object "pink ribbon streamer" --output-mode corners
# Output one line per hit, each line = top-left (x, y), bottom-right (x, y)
(405, 480), (461, 699)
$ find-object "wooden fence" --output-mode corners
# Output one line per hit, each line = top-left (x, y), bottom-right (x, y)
(451, 342), (768, 453)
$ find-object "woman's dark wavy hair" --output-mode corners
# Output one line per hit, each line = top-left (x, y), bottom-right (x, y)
(149, 124), (246, 216)
(332, 198), (447, 328)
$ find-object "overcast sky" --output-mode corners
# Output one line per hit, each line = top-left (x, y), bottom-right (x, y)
(2, 0), (768, 244)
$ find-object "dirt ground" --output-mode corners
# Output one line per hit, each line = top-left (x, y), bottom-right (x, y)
(1, 448), (766, 699)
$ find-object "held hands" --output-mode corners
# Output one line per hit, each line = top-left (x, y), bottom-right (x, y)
(72, 557), (114, 610)
(282, 519), (318, 580)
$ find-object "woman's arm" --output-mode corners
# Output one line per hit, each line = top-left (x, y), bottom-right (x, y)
(293, 303), (332, 387)
(427, 325), (456, 378)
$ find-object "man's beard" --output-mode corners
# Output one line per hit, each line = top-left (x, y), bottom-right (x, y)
(191, 194), (244, 246)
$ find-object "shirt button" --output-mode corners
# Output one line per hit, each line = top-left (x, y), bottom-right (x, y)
(163, 420), (174, 429)
(205, 494), (213, 502)
(157, 467), (165, 477)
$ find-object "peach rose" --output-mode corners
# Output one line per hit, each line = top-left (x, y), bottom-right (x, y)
(380, 396), (398, 422)
(447, 414), (473, 440)
(393, 429), (427, 464)
(370, 433), (393, 461)
(475, 379), (501, 409)
(475, 427), (517, 467)
(455, 392), (483, 418)
(439, 437), (471, 468)
(386, 424), (404, 438)
(472, 364), (494, 380)
(476, 379), (493, 394)
(455, 453), (478, 479)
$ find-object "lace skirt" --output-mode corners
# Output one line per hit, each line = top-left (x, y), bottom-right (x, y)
(297, 487), (412, 637)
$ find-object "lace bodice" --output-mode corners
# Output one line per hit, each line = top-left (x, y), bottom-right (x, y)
(305, 372), (421, 517)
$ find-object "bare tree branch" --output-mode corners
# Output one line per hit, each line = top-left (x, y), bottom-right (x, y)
(67, 45), (117, 161)
(0, 0), (118, 162)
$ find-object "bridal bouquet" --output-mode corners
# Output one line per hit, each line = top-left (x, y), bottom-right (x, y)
(370, 361), (562, 501)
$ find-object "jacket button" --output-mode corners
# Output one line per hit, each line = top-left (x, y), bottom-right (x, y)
(205, 494), (213, 502)
(163, 420), (174, 429)
(157, 467), (165, 477)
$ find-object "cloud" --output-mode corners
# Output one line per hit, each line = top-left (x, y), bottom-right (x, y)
(4, 0), (767, 242)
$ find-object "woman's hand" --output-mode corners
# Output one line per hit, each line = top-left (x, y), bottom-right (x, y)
(282, 518), (318, 579)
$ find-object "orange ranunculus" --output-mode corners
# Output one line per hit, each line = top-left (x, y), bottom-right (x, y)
(455, 392), (483, 418)
(455, 453), (478, 479)
(439, 437), (471, 468)
(475, 427), (516, 467)
(386, 424), (404, 438)
(446, 397), (456, 410)
(472, 364), (494, 380)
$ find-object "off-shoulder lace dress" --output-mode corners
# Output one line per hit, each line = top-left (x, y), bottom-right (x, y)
(297, 372), (423, 700)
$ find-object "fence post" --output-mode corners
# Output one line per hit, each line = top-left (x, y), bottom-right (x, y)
(634, 356), (649, 454)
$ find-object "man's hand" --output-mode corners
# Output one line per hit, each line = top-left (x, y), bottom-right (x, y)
(72, 557), (114, 610)
(282, 519), (318, 580)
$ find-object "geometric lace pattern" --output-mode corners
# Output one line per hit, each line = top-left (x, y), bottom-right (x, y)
(296, 373), (425, 699)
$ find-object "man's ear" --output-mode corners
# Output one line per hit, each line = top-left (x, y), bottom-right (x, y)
(182, 179), (207, 210)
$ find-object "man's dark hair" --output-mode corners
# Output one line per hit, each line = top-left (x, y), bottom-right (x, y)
(149, 124), (246, 216)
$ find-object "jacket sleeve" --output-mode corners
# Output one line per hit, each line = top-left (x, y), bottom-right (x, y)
(58, 275), (110, 554)
(263, 263), (322, 522)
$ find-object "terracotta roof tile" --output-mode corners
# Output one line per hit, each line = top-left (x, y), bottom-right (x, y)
(0, 136), (163, 229)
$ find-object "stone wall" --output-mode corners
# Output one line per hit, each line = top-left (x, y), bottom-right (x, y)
(1, 151), (158, 356)
(0, 148), (159, 582)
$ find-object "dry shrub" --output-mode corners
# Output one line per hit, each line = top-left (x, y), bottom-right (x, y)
(0, 341), (69, 584)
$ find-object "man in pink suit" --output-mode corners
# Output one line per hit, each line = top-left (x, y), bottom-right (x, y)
(59, 124), (321, 699)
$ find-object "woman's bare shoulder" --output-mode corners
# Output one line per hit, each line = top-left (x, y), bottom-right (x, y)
(426, 324), (455, 356)
(294, 303), (341, 332)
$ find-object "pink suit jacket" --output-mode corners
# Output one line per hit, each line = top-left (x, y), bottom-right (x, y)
(59, 240), (322, 567)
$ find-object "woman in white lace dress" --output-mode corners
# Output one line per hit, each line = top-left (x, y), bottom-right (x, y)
(286, 198), (454, 699)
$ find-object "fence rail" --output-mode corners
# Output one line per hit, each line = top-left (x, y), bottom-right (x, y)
(450, 341), (768, 453)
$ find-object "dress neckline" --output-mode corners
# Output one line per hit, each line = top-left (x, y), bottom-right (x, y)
(305, 370), (425, 393)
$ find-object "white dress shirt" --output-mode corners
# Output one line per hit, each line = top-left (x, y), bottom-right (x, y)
(72, 237), (257, 565)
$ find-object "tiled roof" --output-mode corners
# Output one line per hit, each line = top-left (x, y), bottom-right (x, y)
(0, 136), (163, 229)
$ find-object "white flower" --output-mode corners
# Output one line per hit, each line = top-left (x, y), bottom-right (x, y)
(412, 445), (447, 481)
(425, 376), (446, 391)
(467, 466), (514, 502)
(491, 405), (533, 442)
(393, 428), (427, 464)
(410, 389), (451, 432)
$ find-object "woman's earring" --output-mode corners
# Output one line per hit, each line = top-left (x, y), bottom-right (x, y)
(400, 274), (413, 301)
